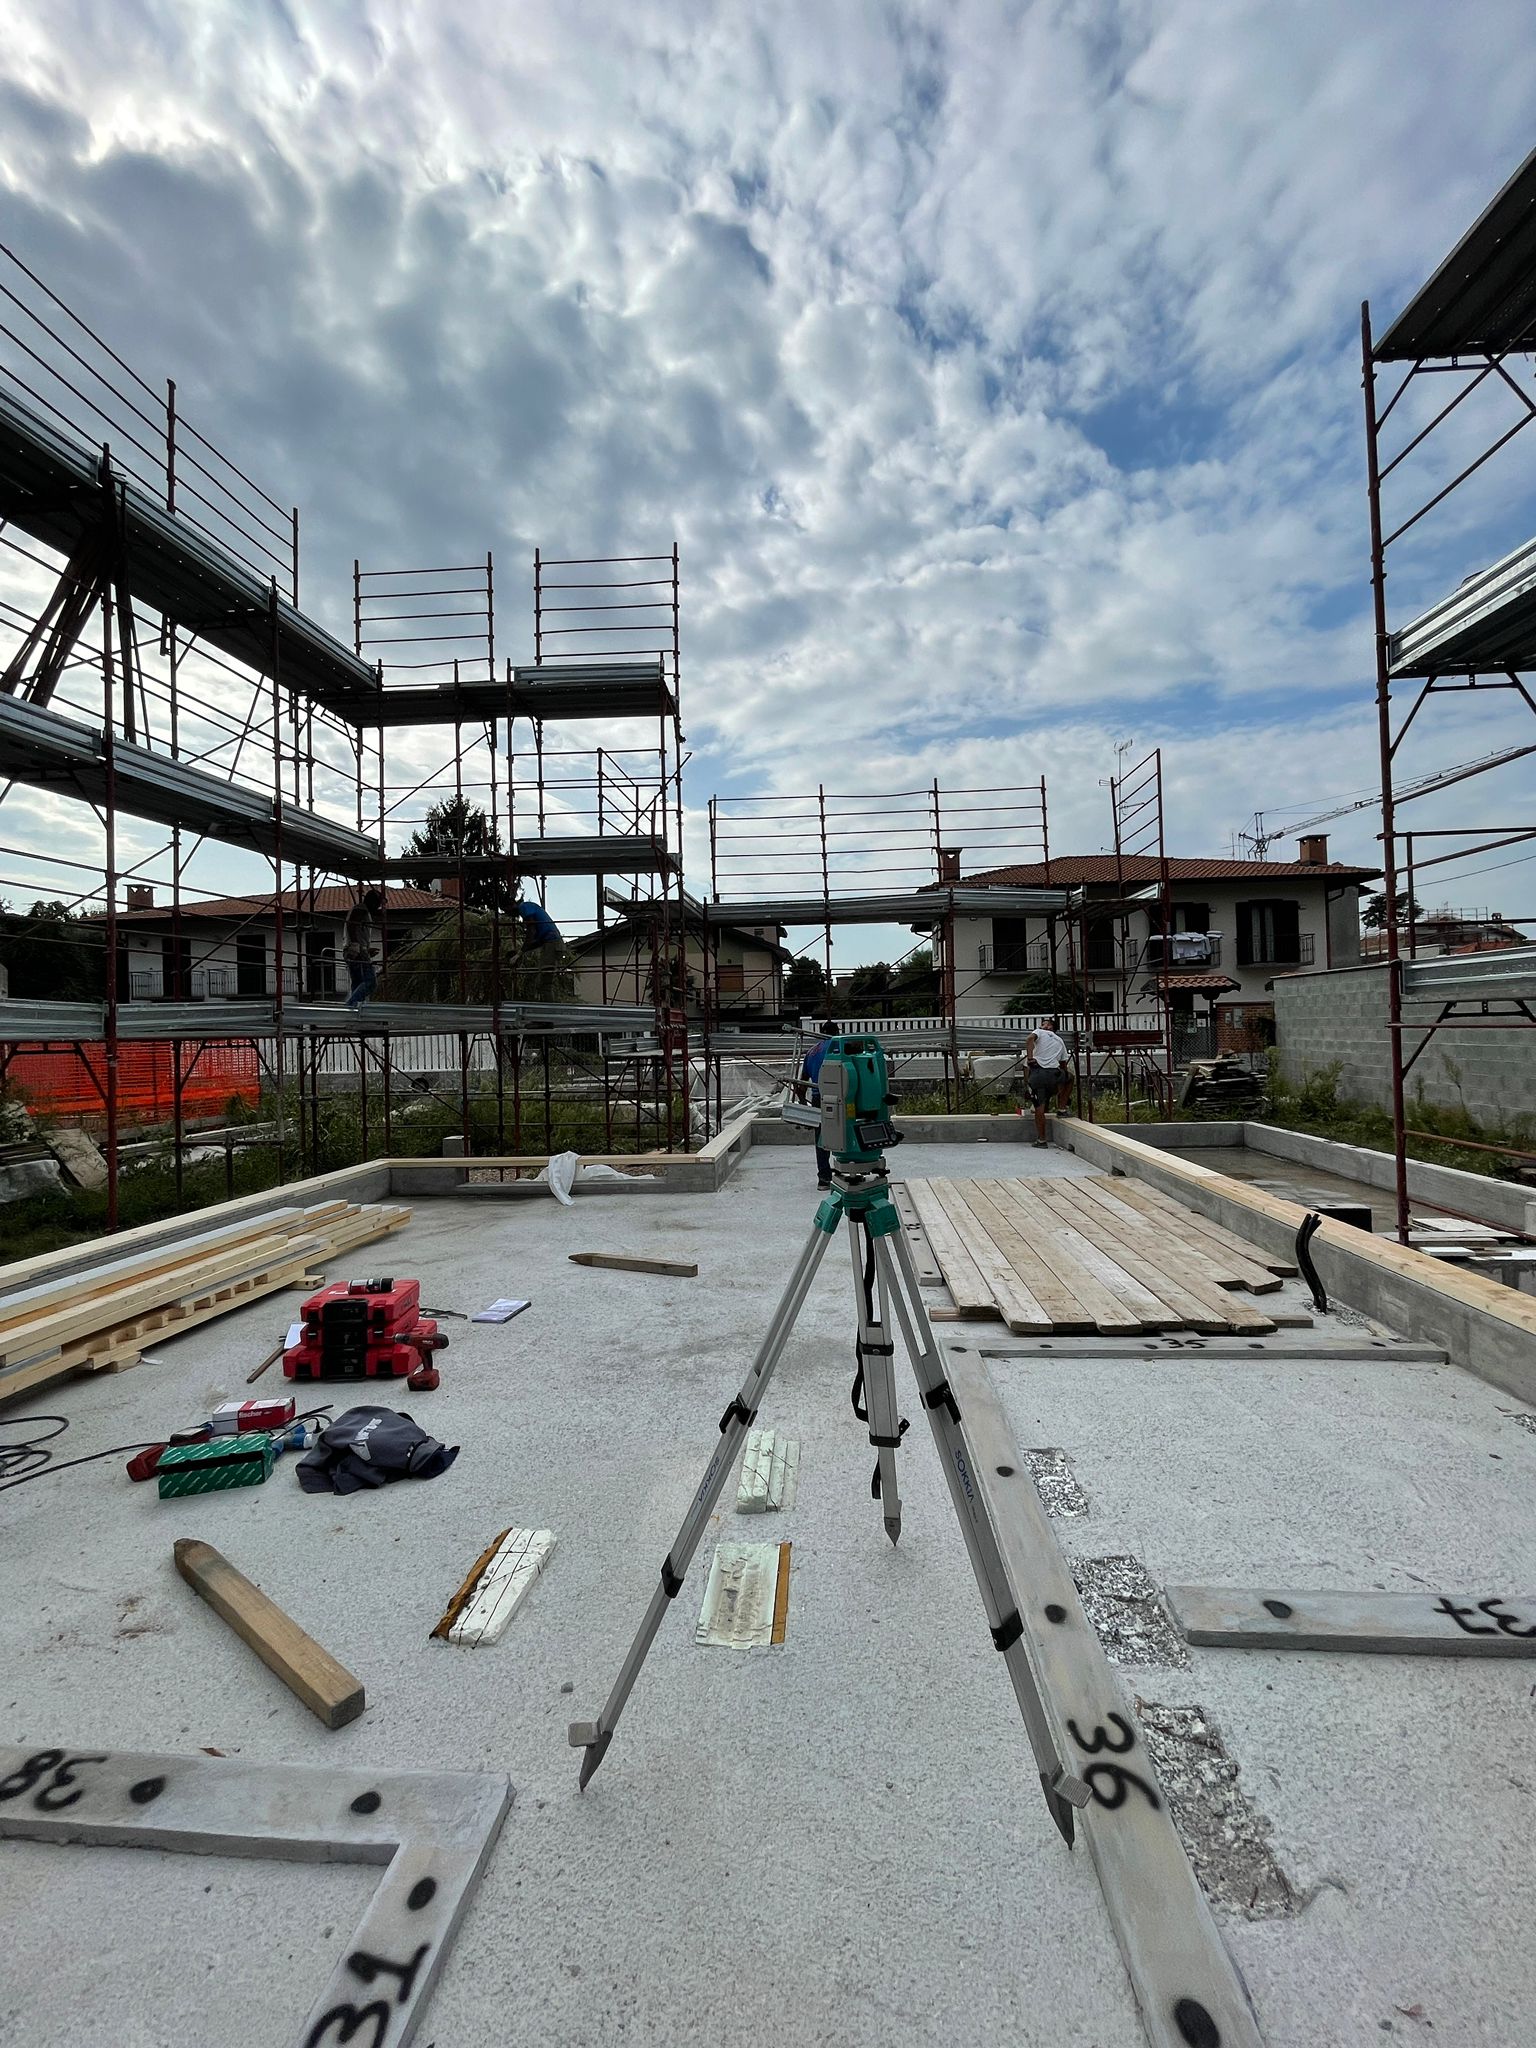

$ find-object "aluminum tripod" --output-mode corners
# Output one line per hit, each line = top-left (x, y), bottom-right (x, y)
(568, 1158), (1092, 1844)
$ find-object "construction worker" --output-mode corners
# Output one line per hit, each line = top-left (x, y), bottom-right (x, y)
(796, 1016), (839, 1188)
(513, 898), (564, 998)
(1021, 1017), (1071, 1148)
(342, 888), (384, 1010)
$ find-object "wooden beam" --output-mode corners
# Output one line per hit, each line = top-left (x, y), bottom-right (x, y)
(174, 1538), (365, 1728)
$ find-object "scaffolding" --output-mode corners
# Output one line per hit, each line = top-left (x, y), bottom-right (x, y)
(696, 781), (1076, 1116)
(0, 249), (688, 1224)
(1361, 147), (1536, 1241)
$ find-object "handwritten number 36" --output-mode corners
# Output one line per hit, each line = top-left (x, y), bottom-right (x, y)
(1066, 1714), (1162, 1811)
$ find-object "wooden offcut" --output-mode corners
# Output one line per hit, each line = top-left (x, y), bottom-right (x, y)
(568, 1252), (698, 1277)
(905, 1173), (1280, 1337)
(173, 1537), (366, 1728)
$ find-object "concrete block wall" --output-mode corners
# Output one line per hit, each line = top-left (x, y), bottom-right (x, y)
(1272, 961), (1536, 1132)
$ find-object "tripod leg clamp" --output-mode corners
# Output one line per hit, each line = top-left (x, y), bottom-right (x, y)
(991, 1611), (1024, 1653)
(923, 1379), (961, 1424)
(660, 1556), (684, 1599)
(718, 1396), (757, 1434)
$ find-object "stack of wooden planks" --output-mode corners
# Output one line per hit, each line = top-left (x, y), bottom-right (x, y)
(905, 1174), (1293, 1336)
(0, 1199), (410, 1402)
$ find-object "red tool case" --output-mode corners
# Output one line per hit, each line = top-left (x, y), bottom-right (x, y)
(283, 1278), (437, 1382)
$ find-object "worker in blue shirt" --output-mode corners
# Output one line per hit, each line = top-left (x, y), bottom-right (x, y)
(795, 1017), (839, 1188)
(514, 898), (564, 998)
(514, 899), (562, 946)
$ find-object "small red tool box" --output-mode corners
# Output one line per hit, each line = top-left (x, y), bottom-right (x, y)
(283, 1278), (438, 1383)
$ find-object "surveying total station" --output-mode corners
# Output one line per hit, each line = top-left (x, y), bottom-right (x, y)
(568, 1035), (1093, 1845)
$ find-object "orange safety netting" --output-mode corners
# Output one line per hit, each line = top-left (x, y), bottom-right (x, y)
(6, 1044), (261, 1122)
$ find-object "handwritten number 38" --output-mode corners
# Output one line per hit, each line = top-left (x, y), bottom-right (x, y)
(1066, 1714), (1162, 1812)
(0, 1749), (107, 1812)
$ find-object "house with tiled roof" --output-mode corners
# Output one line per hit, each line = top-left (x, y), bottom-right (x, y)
(100, 885), (446, 1001)
(945, 836), (1378, 1046)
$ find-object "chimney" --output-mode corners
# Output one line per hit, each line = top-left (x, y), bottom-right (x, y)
(1298, 834), (1328, 867)
(938, 847), (962, 882)
(435, 877), (460, 901)
(125, 884), (154, 910)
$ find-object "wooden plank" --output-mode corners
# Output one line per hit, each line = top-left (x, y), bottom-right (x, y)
(989, 1182), (1180, 1331)
(173, 1537), (366, 1728)
(568, 1252), (698, 1277)
(1069, 1122), (1536, 1342)
(770, 1541), (793, 1645)
(904, 1179), (1003, 1317)
(1086, 1175), (1286, 1288)
(1167, 1584), (1536, 1655)
(951, 1360), (1263, 2048)
(0, 1233), (312, 1364)
(1062, 1176), (1263, 1292)
(1033, 1181), (1276, 1335)
(1095, 1177), (1288, 1288)
(957, 1180), (1144, 1335)
(0, 1208), (310, 1333)
(0, 1258), (317, 1401)
(1021, 1182), (1238, 1334)
(924, 1181), (1060, 1333)
(891, 1184), (943, 1285)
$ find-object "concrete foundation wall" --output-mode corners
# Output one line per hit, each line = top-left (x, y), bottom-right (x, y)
(1242, 1120), (1536, 1235)
(1272, 960), (1536, 1131)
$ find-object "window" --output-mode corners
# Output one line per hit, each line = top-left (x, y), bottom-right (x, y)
(1085, 991), (1115, 1014)
(1235, 899), (1300, 966)
(235, 932), (266, 995)
(1084, 920), (1117, 970)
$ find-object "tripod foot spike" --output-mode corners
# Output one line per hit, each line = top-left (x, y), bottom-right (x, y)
(573, 1728), (610, 1794)
(884, 1515), (902, 1545)
(1045, 1776), (1076, 1846)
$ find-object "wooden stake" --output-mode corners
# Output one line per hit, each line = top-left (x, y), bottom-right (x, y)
(173, 1538), (365, 1728)
(567, 1252), (698, 1278)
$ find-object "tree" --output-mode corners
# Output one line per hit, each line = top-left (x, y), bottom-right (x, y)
(402, 797), (511, 910)
(784, 955), (827, 1016)
(890, 946), (941, 1015)
(1361, 890), (1423, 932)
(0, 898), (103, 1000)
(381, 909), (574, 1004)
(845, 961), (894, 1013)
(1003, 972), (1086, 1015)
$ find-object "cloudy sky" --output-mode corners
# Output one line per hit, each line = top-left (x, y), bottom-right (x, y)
(3, 0), (1536, 947)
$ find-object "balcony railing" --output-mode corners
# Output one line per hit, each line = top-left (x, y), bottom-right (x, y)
(977, 940), (1052, 974)
(1139, 935), (1224, 972)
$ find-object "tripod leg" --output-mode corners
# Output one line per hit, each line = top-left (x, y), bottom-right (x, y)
(846, 1217), (906, 1544)
(873, 1225), (1090, 1846)
(569, 1216), (837, 1789)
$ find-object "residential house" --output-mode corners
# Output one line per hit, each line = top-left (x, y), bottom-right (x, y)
(102, 886), (445, 1001)
(568, 914), (791, 1021)
(942, 837), (1377, 1049)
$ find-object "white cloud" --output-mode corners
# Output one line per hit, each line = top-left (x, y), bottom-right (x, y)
(1, 0), (1534, 947)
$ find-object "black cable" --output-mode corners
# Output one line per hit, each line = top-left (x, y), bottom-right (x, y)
(1295, 1212), (1330, 1315)
(0, 1414), (161, 1492)
(0, 1404), (333, 1493)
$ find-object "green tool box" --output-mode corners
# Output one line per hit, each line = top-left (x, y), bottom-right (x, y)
(156, 1432), (275, 1499)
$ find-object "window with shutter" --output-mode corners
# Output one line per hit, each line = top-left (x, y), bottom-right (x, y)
(1235, 902), (1253, 966)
